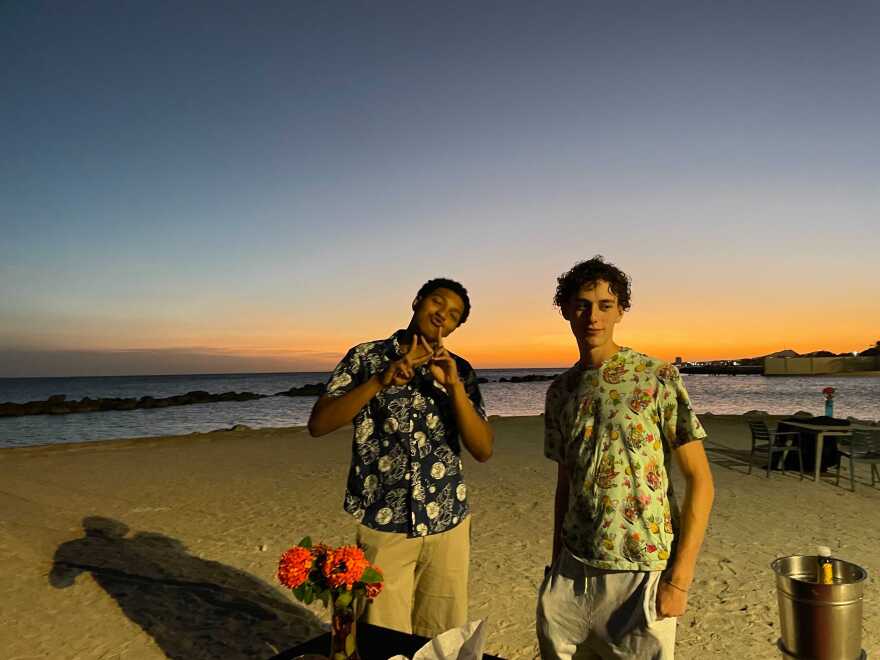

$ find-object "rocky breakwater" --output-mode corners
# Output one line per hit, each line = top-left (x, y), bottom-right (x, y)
(274, 383), (326, 397)
(0, 390), (267, 418)
(497, 374), (556, 383)
(0, 383), (332, 418)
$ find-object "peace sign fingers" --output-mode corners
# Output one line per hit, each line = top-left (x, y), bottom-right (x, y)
(428, 351), (460, 386)
(402, 333), (433, 366)
(412, 336), (435, 366)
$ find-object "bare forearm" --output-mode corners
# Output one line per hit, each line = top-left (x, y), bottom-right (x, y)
(668, 474), (714, 587)
(449, 382), (493, 462)
(307, 376), (383, 436)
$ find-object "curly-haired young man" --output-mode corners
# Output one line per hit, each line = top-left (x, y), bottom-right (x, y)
(536, 257), (714, 659)
(308, 278), (493, 637)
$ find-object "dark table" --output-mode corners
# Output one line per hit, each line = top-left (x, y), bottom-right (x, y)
(775, 416), (850, 481)
(268, 622), (505, 660)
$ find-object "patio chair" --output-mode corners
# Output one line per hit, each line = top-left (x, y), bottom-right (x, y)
(835, 428), (880, 491)
(747, 419), (804, 478)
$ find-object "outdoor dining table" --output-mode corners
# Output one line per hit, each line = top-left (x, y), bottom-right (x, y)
(268, 621), (505, 660)
(780, 421), (874, 485)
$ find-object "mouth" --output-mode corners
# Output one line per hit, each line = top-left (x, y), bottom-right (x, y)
(430, 316), (444, 327)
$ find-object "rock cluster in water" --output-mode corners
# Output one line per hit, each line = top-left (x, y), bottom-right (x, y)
(274, 383), (326, 397)
(0, 390), (267, 418)
(497, 374), (556, 383)
(0, 376), (560, 418)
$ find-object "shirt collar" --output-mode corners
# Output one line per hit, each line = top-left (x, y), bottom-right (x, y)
(575, 346), (630, 372)
(389, 329), (409, 357)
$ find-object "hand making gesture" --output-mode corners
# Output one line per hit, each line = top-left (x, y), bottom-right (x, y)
(428, 325), (460, 387)
(379, 333), (435, 387)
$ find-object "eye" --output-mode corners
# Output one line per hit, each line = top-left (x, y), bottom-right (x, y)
(450, 312), (460, 321)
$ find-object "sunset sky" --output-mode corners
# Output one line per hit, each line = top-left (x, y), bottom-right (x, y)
(2, 2), (879, 377)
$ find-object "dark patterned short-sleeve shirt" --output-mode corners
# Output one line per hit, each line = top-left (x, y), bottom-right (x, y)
(325, 330), (487, 538)
(544, 348), (706, 571)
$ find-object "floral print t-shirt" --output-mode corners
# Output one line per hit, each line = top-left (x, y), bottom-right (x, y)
(325, 330), (487, 538)
(544, 348), (706, 571)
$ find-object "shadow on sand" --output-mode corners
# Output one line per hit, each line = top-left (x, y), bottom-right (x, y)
(703, 439), (855, 485)
(50, 516), (325, 659)
(703, 439), (758, 474)
(703, 439), (805, 478)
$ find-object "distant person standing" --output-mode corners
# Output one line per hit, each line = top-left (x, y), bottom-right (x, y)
(308, 278), (493, 637)
(536, 257), (714, 659)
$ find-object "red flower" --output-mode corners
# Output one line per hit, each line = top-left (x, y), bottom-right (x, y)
(277, 546), (314, 589)
(323, 545), (370, 590)
(822, 387), (835, 396)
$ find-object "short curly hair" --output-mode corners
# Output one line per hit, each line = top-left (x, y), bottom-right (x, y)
(415, 277), (471, 324)
(553, 256), (632, 312)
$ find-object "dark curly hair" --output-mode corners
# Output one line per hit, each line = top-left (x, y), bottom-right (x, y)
(416, 277), (471, 324)
(553, 256), (631, 312)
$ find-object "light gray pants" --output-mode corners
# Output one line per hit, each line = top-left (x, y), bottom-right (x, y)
(536, 547), (676, 659)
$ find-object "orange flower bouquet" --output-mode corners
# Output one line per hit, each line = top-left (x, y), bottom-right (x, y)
(277, 537), (383, 660)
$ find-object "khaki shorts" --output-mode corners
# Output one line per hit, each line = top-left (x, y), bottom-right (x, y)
(536, 547), (677, 659)
(356, 516), (470, 637)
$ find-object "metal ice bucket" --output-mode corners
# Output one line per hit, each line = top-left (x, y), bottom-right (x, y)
(771, 555), (867, 659)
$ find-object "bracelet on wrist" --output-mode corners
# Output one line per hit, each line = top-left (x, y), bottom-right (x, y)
(662, 578), (689, 593)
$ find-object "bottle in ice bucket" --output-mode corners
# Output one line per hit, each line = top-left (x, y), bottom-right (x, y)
(817, 545), (833, 584)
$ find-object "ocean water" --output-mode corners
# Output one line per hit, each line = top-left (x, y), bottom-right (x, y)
(1, 370), (878, 448)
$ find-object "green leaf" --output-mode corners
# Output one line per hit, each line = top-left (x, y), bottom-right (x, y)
(360, 568), (382, 583)
(297, 536), (312, 548)
(318, 589), (331, 608)
(335, 590), (353, 608)
(292, 584), (306, 601)
(303, 586), (315, 605)
(345, 631), (356, 656)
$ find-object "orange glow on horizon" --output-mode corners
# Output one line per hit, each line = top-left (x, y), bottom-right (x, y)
(10, 297), (877, 375)
(149, 328), (877, 372)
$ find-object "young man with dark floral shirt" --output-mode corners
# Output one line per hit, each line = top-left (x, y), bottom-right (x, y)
(536, 257), (714, 659)
(308, 278), (493, 637)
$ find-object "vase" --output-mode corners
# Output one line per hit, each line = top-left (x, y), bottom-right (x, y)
(825, 399), (834, 417)
(330, 602), (360, 660)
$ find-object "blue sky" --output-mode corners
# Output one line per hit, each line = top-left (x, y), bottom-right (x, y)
(2, 1), (879, 376)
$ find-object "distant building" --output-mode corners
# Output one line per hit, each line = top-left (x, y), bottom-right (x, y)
(674, 356), (683, 366)
(764, 354), (880, 375)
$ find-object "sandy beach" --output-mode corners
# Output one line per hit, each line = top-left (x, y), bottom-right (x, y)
(1, 414), (877, 659)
